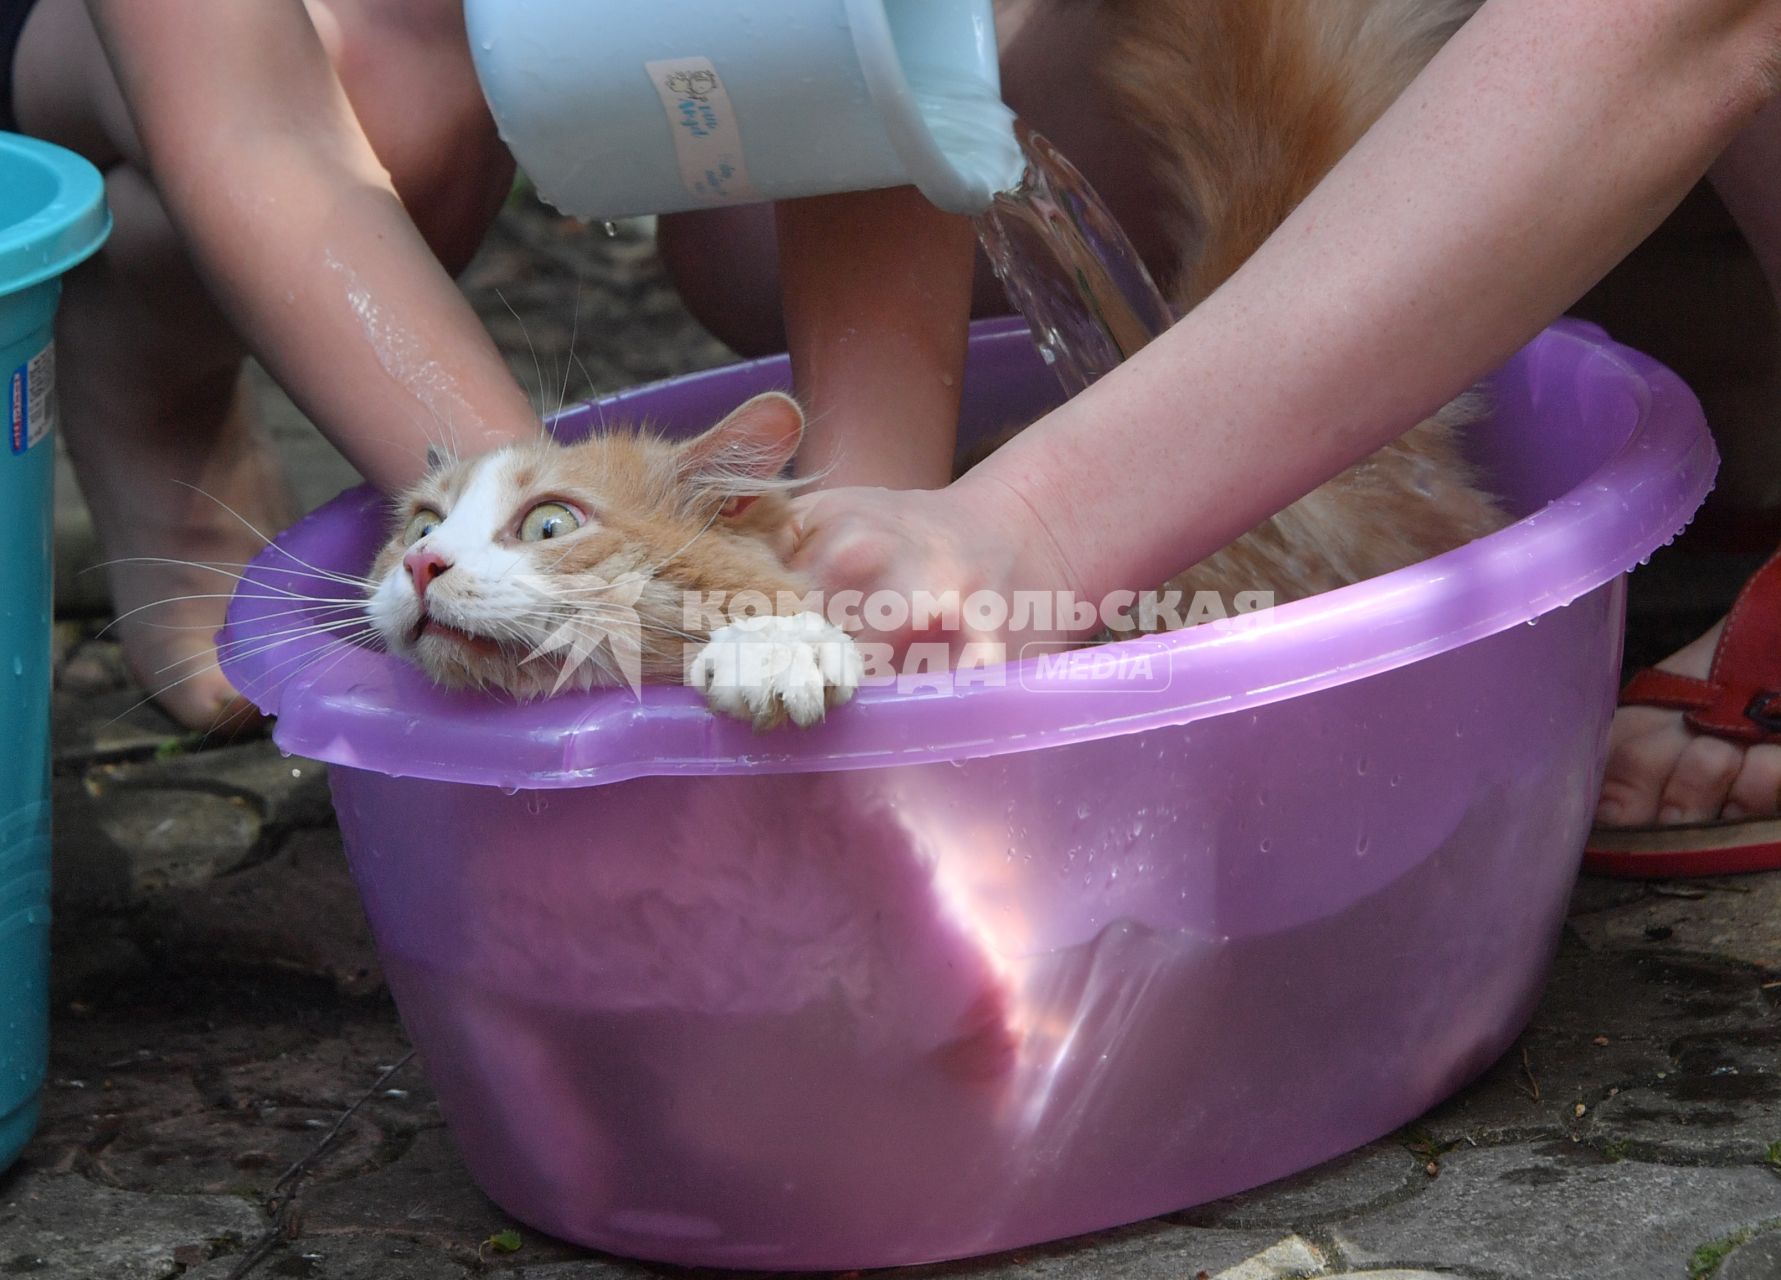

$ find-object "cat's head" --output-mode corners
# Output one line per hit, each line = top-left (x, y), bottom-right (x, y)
(365, 392), (805, 697)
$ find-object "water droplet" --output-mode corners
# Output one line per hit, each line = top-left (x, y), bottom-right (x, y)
(601, 220), (618, 237)
(1259, 838), (1273, 853)
(1355, 757), (1370, 776)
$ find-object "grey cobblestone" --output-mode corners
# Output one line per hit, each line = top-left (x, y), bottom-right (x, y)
(1179, 1143), (1422, 1230)
(1719, 1229), (1781, 1280)
(1329, 1144), (1781, 1280)
(0, 1169), (264, 1279)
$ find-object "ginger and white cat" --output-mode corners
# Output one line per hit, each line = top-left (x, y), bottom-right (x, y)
(367, 0), (1501, 727)
(365, 391), (863, 729)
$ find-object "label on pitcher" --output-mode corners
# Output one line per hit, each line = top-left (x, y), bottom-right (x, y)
(645, 56), (759, 205)
(9, 340), (55, 455)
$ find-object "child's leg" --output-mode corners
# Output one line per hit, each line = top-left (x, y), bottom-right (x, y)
(1595, 96), (1781, 828)
(11, 0), (513, 731)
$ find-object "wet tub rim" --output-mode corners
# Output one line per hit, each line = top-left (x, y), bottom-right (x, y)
(219, 318), (1714, 789)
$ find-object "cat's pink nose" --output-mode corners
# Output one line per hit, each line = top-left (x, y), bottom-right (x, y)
(403, 548), (451, 600)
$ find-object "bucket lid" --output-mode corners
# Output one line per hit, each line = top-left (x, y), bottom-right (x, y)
(0, 132), (110, 298)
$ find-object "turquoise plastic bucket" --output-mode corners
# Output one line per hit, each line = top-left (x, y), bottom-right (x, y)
(0, 132), (109, 1173)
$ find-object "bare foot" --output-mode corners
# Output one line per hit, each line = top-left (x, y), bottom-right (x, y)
(74, 369), (297, 736)
(1596, 617), (1781, 827)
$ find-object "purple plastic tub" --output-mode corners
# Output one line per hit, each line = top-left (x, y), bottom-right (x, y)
(221, 318), (1711, 1270)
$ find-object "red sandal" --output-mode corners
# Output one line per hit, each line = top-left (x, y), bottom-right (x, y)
(1585, 549), (1781, 877)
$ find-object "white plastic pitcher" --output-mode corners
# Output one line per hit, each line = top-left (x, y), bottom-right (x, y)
(465, 0), (1022, 220)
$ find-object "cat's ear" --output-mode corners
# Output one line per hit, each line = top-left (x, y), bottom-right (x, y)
(677, 392), (804, 513)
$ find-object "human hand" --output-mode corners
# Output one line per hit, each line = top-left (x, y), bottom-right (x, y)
(785, 476), (1091, 671)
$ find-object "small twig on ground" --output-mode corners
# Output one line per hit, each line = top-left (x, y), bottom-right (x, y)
(225, 1051), (416, 1280)
(1518, 1046), (1542, 1102)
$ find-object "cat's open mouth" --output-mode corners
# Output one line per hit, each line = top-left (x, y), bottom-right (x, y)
(411, 613), (507, 657)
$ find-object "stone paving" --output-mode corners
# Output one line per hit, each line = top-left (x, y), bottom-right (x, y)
(6, 196), (1780, 1280)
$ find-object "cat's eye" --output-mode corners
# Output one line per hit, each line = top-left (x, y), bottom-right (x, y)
(518, 502), (583, 542)
(403, 508), (443, 545)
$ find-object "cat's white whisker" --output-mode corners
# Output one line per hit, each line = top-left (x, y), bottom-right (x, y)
(97, 591), (356, 638)
(92, 558), (366, 599)
(553, 280), (583, 425)
(158, 616), (374, 677)
(167, 480), (394, 603)
(94, 554), (372, 590)
(496, 287), (550, 425)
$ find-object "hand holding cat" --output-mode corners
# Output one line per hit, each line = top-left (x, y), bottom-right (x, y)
(787, 477), (1089, 662)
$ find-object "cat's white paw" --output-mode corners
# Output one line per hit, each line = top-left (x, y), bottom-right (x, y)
(689, 612), (863, 729)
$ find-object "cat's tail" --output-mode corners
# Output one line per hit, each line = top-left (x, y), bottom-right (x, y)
(1101, 0), (1479, 308)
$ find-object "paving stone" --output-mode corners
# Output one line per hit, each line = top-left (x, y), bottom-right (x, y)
(1180, 1142), (1421, 1230)
(46, 909), (152, 1007)
(185, 1234), (473, 1280)
(211, 1029), (437, 1135)
(1568, 874), (1781, 972)
(0, 1168), (263, 1279)
(1574, 987), (1779, 1165)
(1568, 875), (1653, 917)
(512, 1261), (665, 1280)
(51, 687), (186, 765)
(299, 1127), (578, 1264)
(1330, 1142), (1781, 1280)
(28, 1069), (208, 1173)
(93, 1103), (387, 1198)
(155, 829), (382, 996)
(55, 779), (262, 905)
(902, 1225), (1317, 1279)
(1420, 945), (1774, 1147)
(101, 738), (333, 830)
(1719, 1229), (1781, 1280)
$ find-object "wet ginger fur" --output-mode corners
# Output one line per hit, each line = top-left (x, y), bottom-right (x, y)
(1111, 0), (1507, 608)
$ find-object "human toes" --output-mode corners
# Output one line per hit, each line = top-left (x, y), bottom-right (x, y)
(1595, 710), (1690, 827)
(1654, 733), (1745, 825)
(1722, 742), (1781, 821)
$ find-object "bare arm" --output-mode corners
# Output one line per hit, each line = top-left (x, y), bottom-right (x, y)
(777, 185), (977, 490)
(84, 0), (542, 490)
(955, 0), (1781, 603)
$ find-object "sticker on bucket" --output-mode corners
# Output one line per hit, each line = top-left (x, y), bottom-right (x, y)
(645, 57), (758, 205)
(8, 342), (54, 455)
